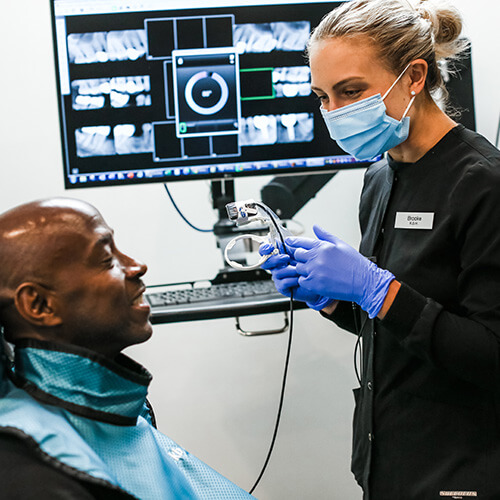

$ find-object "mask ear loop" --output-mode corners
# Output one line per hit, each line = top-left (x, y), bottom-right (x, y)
(382, 62), (412, 100)
(382, 63), (416, 120)
(401, 90), (417, 119)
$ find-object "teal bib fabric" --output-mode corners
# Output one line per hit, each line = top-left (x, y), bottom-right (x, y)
(0, 339), (253, 500)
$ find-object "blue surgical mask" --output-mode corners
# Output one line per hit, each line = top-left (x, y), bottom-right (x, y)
(320, 64), (416, 161)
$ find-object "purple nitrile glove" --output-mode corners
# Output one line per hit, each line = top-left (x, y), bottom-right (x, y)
(286, 225), (394, 318)
(259, 242), (334, 311)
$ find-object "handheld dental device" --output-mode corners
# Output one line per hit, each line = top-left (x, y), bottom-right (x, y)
(224, 199), (291, 270)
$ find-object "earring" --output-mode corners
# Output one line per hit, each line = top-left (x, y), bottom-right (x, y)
(411, 90), (416, 96)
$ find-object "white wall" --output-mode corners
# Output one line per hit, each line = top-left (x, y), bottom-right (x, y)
(0, 1), (498, 499)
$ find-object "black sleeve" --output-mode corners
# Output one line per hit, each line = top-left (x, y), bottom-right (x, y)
(381, 162), (500, 393)
(320, 300), (358, 335)
(0, 433), (96, 500)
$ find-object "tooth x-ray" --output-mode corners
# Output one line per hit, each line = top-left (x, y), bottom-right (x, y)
(240, 113), (313, 146)
(273, 67), (311, 98)
(234, 21), (310, 53)
(71, 76), (151, 111)
(67, 30), (147, 64)
(75, 124), (153, 158)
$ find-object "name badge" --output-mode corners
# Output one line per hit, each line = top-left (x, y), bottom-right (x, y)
(395, 212), (434, 230)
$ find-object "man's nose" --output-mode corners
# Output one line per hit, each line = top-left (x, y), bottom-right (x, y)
(121, 253), (147, 278)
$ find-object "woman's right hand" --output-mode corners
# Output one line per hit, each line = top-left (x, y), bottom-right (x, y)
(259, 243), (334, 311)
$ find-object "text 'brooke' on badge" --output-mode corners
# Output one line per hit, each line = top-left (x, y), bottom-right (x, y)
(394, 212), (434, 230)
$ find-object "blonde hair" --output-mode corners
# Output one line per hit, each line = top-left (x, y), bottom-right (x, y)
(307, 0), (469, 108)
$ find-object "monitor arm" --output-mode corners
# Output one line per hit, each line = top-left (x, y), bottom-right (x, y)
(260, 172), (337, 220)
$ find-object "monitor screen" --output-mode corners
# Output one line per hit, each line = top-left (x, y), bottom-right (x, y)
(51, 0), (374, 189)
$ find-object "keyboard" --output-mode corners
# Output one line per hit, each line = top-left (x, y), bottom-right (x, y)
(145, 278), (301, 324)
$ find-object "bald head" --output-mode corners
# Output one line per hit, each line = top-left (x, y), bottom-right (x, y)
(0, 198), (104, 303)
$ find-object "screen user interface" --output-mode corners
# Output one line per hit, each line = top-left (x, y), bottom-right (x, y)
(52, 0), (368, 188)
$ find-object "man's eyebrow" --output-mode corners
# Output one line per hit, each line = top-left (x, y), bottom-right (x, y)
(90, 230), (115, 254)
(96, 232), (114, 245)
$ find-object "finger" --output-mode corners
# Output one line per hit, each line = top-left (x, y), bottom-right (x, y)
(260, 253), (290, 271)
(285, 236), (317, 251)
(259, 242), (275, 256)
(274, 276), (300, 295)
(297, 274), (329, 297)
(312, 225), (339, 244)
(292, 247), (312, 264)
(294, 261), (309, 276)
(273, 265), (300, 280)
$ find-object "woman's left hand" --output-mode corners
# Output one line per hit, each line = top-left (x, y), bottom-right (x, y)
(286, 225), (394, 318)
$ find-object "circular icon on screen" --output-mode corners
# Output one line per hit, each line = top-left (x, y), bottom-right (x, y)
(184, 71), (229, 116)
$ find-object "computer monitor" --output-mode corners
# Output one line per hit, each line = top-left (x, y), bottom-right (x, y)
(50, 0), (376, 189)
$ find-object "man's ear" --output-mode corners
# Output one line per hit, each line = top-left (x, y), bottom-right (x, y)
(14, 283), (63, 327)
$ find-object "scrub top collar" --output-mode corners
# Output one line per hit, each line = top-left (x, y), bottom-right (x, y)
(386, 123), (464, 173)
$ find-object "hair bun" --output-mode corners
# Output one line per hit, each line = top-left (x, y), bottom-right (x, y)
(416, 0), (464, 59)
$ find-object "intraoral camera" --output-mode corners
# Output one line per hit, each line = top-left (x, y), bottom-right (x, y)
(224, 199), (291, 270)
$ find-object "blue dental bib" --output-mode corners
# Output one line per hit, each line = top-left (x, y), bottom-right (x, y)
(0, 339), (253, 499)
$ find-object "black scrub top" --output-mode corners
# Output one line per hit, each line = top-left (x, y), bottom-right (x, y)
(326, 124), (500, 499)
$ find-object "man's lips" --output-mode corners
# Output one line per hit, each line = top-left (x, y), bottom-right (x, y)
(131, 286), (148, 308)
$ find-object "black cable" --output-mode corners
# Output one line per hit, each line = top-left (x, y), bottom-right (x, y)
(352, 303), (363, 386)
(248, 203), (293, 495)
(163, 183), (213, 233)
(254, 202), (288, 254)
(353, 307), (369, 387)
(249, 292), (294, 495)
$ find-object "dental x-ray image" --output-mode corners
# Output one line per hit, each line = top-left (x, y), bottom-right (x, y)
(71, 76), (151, 110)
(75, 126), (115, 157)
(75, 124), (153, 158)
(273, 67), (311, 98)
(240, 113), (313, 146)
(234, 21), (310, 53)
(67, 30), (147, 64)
(115, 124), (153, 155)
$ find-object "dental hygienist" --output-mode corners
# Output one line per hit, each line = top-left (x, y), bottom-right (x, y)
(261, 0), (500, 498)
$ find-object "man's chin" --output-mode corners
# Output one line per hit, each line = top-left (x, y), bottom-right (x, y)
(128, 322), (154, 347)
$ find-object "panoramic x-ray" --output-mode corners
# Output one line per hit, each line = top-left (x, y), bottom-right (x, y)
(67, 29), (147, 64)
(234, 21), (310, 53)
(240, 112), (313, 146)
(71, 76), (151, 110)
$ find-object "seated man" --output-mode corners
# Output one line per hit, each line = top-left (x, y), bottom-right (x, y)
(0, 198), (253, 499)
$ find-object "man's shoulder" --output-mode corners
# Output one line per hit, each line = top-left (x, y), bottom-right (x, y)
(0, 431), (96, 499)
(0, 431), (134, 500)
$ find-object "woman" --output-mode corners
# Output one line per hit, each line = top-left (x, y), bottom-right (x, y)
(262, 0), (500, 498)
